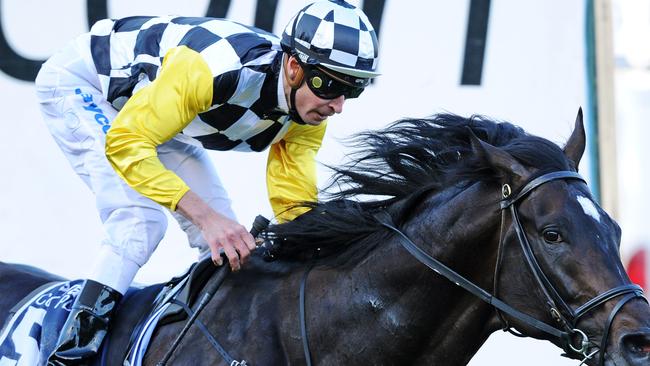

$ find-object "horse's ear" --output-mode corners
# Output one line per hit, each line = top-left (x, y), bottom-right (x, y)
(467, 128), (528, 181)
(563, 107), (586, 170)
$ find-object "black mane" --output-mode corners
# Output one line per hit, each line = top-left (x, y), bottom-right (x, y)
(265, 113), (572, 262)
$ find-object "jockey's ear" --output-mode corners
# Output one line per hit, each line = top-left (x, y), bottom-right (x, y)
(563, 107), (586, 171)
(285, 54), (304, 88)
(467, 128), (528, 183)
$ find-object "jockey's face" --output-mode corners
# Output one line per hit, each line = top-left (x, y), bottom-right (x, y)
(284, 56), (346, 126)
(295, 82), (345, 126)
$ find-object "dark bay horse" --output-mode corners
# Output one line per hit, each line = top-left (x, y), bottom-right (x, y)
(2, 111), (650, 365)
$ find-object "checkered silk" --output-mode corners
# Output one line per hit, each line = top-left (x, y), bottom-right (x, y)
(89, 16), (290, 152)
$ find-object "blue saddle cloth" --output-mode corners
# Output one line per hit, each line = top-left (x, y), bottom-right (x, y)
(0, 280), (162, 366)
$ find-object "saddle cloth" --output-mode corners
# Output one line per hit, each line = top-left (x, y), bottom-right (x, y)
(0, 262), (209, 366)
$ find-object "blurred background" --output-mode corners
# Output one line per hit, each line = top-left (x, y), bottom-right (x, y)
(0, 0), (647, 364)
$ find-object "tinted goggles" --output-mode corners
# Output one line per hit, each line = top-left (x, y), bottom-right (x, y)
(302, 64), (368, 100)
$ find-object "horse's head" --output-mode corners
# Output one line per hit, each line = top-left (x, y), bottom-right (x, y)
(473, 109), (650, 365)
(265, 111), (650, 365)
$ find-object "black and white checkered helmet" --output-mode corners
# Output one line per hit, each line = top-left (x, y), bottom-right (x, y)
(281, 0), (380, 79)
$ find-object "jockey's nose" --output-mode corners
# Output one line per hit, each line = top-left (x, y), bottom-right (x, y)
(329, 95), (345, 114)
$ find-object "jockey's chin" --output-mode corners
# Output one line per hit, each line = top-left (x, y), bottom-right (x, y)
(302, 113), (329, 126)
(298, 105), (337, 126)
(295, 86), (344, 126)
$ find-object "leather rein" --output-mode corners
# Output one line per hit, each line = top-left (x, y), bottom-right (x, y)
(299, 171), (645, 365)
(493, 171), (647, 365)
(158, 172), (645, 366)
(361, 171), (645, 366)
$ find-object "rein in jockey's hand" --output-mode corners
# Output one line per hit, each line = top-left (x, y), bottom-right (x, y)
(176, 190), (256, 271)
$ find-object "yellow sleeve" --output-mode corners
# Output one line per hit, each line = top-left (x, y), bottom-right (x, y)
(266, 121), (327, 222)
(105, 46), (213, 210)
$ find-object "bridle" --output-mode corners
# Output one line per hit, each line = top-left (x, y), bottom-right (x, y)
(494, 171), (647, 364)
(373, 171), (646, 366)
(157, 171), (646, 366)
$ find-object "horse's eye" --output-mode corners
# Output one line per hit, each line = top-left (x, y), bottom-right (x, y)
(543, 230), (563, 243)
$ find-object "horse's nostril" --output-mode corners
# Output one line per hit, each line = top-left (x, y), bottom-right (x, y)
(622, 333), (650, 354)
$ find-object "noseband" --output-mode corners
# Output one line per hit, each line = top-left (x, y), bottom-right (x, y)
(376, 171), (646, 366)
(495, 171), (647, 365)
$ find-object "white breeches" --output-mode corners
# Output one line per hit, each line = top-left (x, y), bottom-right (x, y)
(34, 34), (236, 294)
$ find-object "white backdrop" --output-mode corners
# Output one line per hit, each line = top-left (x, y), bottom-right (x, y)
(0, 1), (591, 364)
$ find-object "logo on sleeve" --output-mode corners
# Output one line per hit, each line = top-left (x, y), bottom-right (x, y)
(75, 88), (112, 134)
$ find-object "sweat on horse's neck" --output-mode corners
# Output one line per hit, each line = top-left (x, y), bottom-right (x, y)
(306, 181), (506, 365)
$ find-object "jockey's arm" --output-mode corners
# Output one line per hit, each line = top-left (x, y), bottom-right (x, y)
(105, 45), (255, 270)
(266, 121), (327, 223)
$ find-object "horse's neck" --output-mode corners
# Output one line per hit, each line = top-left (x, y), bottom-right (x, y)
(397, 183), (503, 363)
(311, 183), (504, 365)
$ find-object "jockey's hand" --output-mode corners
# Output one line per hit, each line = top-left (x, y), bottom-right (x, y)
(203, 212), (256, 271)
(176, 190), (256, 271)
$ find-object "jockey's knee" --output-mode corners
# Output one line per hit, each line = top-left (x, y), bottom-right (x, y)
(100, 206), (168, 266)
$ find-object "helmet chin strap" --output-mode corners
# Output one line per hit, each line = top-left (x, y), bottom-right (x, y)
(288, 87), (306, 125)
(284, 54), (307, 125)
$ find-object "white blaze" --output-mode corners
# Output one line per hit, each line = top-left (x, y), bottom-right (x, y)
(577, 195), (601, 223)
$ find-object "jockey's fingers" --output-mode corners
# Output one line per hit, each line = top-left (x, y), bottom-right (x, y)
(234, 237), (252, 265)
(222, 243), (241, 272)
(210, 245), (224, 266)
(242, 231), (256, 251)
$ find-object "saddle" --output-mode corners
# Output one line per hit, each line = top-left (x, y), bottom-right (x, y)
(158, 257), (218, 325)
(0, 260), (236, 365)
(123, 215), (273, 364)
(119, 257), (221, 364)
(0, 216), (274, 365)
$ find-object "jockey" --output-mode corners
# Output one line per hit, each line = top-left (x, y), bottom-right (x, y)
(35, 0), (379, 364)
